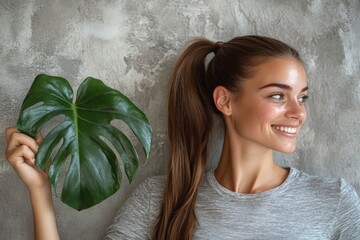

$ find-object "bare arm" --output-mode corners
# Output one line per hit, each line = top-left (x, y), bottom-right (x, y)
(5, 127), (60, 240)
(30, 187), (59, 240)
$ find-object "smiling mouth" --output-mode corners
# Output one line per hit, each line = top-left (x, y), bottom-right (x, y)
(271, 125), (297, 134)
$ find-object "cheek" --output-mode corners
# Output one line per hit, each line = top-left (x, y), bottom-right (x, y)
(235, 106), (282, 134)
(254, 105), (284, 122)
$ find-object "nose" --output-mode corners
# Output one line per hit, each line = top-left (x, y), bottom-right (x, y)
(285, 99), (307, 122)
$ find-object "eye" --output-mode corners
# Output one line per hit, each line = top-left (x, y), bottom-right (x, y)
(298, 95), (309, 104)
(269, 93), (285, 101)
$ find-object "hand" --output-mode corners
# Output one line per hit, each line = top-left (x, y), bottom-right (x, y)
(5, 127), (50, 192)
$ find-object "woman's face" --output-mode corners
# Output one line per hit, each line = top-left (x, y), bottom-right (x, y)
(228, 57), (308, 153)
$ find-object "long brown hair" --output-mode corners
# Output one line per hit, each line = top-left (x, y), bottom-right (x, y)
(152, 35), (302, 240)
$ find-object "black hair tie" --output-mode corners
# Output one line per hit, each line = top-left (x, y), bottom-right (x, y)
(213, 41), (224, 54)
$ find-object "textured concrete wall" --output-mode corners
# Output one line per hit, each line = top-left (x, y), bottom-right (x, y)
(1, 0), (359, 239)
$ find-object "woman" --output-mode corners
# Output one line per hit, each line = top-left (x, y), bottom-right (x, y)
(6, 36), (360, 240)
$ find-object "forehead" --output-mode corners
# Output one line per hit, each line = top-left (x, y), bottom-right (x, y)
(244, 57), (307, 90)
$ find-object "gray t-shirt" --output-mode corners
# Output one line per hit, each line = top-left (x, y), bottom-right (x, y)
(104, 168), (360, 239)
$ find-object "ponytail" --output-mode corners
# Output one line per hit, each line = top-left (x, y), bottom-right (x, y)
(152, 39), (215, 240)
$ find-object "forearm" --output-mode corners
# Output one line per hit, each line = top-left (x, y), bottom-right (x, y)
(29, 187), (60, 240)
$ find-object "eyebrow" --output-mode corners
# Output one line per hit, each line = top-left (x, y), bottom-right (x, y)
(259, 83), (308, 92)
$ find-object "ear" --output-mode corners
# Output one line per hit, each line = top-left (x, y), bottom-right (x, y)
(213, 86), (232, 116)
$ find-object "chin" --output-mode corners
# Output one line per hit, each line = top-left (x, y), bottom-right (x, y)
(277, 145), (297, 154)
(269, 141), (297, 153)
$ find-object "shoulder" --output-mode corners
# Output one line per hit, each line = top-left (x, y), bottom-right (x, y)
(104, 175), (166, 239)
(290, 170), (360, 236)
(115, 174), (165, 214)
(135, 174), (166, 204)
(292, 168), (360, 237)
(291, 168), (356, 196)
(141, 175), (166, 190)
(138, 175), (166, 198)
(130, 175), (166, 206)
(291, 168), (360, 211)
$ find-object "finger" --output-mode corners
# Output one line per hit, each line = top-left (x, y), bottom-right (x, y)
(35, 132), (43, 145)
(24, 157), (36, 167)
(5, 127), (18, 142)
(6, 144), (36, 167)
(6, 131), (39, 154)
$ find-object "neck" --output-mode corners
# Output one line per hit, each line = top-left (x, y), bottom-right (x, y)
(214, 130), (288, 194)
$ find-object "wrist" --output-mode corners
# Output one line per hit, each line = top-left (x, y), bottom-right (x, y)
(29, 184), (60, 240)
(28, 184), (52, 204)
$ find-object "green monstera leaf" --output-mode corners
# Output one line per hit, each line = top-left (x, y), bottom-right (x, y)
(17, 74), (152, 210)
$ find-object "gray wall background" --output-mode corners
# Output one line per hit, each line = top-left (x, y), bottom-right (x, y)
(1, 0), (359, 239)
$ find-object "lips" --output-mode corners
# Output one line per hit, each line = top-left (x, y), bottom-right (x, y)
(271, 125), (297, 134)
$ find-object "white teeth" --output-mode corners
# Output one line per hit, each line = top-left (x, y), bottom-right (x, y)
(273, 126), (297, 134)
